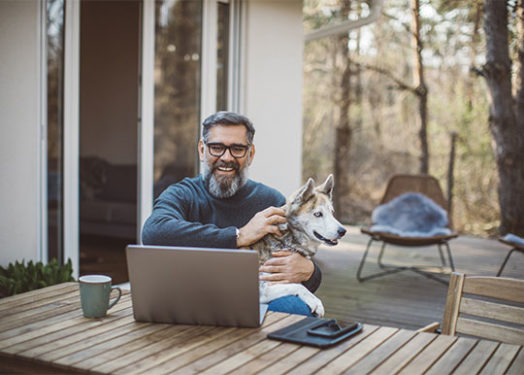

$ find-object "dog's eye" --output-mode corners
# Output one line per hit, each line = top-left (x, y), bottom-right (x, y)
(314, 211), (323, 217)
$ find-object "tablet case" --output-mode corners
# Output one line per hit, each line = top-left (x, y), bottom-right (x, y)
(267, 317), (363, 348)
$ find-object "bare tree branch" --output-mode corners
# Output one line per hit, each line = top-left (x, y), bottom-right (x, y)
(356, 62), (417, 93)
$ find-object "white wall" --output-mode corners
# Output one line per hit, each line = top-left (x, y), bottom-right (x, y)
(242, 0), (303, 197)
(0, 0), (41, 266)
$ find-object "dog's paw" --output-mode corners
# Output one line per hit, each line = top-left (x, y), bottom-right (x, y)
(302, 293), (325, 317)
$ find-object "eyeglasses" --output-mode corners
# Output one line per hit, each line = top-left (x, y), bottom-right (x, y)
(206, 142), (250, 158)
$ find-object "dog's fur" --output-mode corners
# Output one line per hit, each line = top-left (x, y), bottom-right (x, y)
(250, 174), (346, 317)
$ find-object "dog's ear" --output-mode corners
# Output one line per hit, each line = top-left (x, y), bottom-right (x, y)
(318, 174), (334, 198)
(291, 178), (316, 206)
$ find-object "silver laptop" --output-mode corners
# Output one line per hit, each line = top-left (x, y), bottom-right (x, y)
(126, 245), (268, 328)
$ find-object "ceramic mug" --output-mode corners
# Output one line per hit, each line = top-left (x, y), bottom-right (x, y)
(79, 275), (122, 318)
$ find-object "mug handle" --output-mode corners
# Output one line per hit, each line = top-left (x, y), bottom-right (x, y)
(108, 287), (122, 310)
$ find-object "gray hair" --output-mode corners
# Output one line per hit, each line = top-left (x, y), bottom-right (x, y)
(201, 111), (255, 144)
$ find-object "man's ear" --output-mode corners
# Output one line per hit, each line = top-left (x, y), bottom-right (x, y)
(198, 140), (205, 162)
(318, 174), (334, 198)
(247, 144), (255, 166)
(292, 178), (315, 206)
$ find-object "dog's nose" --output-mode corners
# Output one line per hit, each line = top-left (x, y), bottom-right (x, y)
(338, 227), (347, 237)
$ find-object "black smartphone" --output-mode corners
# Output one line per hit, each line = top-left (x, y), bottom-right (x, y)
(307, 319), (360, 338)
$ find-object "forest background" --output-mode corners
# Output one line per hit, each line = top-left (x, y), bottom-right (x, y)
(302, 0), (522, 237)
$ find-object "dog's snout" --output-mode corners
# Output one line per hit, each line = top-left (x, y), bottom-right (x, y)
(338, 227), (347, 237)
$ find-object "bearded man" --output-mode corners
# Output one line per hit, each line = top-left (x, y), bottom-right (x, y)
(142, 111), (322, 316)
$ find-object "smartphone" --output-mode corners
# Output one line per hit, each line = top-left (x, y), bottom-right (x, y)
(307, 319), (360, 338)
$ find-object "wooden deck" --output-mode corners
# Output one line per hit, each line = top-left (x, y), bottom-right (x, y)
(80, 227), (523, 331)
(316, 226), (524, 330)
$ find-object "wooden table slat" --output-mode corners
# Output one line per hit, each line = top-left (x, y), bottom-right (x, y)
(285, 325), (381, 375)
(425, 337), (477, 375)
(54, 322), (168, 367)
(505, 347), (524, 375)
(0, 294), (81, 332)
(0, 290), (80, 317)
(227, 342), (299, 374)
(315, 326), (398, 375)
(117, 311), (287, 375)
(15, 302), (135, 358)
(0, 283), (77, 309)
(452, 340), (500, 375)
(165, 313), (304, 375)
(91, 325), (227, 373)
(256, 344), (320, 375)
(370, 331), (437, 375)
(0, 296), (133, 352)
(479, 343), (521, 375)
(344, 329), (417, 375)
(201, 334), (289, 374)
(397, 334), (457, 374)
(40, 319), (154, 362)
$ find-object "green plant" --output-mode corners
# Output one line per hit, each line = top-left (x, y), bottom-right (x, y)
(0, 258), (75, 298)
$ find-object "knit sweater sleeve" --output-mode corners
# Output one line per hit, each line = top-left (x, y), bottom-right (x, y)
(141, 184), (237, 249)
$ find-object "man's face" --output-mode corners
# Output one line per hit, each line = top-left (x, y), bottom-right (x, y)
(198, 125), (255, 198)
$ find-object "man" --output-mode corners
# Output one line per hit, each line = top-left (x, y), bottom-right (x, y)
(142, 111), (321, 315)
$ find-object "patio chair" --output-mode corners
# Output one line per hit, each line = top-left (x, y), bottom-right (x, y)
(497, 233), (524, 277)
(357, 174), (458, 283)
(419, 272), (524, 345)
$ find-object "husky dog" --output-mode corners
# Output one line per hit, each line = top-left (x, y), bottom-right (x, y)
(250, 174), (346, 317)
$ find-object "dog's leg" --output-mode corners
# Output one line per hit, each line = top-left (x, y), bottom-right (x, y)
(260, 282), (325, 317)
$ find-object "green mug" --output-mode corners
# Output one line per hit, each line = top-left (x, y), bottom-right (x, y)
(79, 275), (122, 318)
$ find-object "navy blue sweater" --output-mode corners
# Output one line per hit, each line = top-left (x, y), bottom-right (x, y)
(142, 176), (321, 292)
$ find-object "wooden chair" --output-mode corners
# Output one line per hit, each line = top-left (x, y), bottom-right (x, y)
(357, 174), (458, 283)
(497, 236), (524, 277)
(419, 272), (524, 345)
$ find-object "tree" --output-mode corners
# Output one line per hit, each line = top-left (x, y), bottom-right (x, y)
(333, 0), (353, 216)
(480, 0), (524, 235)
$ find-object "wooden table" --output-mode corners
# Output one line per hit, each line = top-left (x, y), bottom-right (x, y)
(0, 283), (522, 374)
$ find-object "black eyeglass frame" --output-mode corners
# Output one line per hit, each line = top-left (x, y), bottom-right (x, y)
(205, 142), (251, 158)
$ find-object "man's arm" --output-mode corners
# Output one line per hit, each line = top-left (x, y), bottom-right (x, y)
(259, 251), (322, 293)
(142, 189), (238, 248)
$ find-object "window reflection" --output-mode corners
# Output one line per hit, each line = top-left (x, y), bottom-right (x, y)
(153, 0), (203, 198)
(47, 0), (65, 263)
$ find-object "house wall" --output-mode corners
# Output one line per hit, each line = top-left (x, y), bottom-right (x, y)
(0, 1), (41, 266)
(242, 0), (303, 197)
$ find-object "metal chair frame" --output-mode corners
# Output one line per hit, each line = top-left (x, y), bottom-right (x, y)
(357, 174), (458, 284)
(356, 234), (455, 284)
(497, 238), (524, 277)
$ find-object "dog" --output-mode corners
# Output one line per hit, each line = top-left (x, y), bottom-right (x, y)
(250, 174), (347, 317)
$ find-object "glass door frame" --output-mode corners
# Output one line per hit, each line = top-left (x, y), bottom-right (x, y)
(57, 0), (240, 277)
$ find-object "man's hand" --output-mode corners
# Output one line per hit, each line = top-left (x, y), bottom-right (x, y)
(259, 251), (314, 284)
(237, 207), (286, 247)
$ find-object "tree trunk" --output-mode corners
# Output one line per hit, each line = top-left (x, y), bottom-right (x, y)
(483, 0), (524, 235)
(334, 0), (353, 219)
(411, 0), (429, 174)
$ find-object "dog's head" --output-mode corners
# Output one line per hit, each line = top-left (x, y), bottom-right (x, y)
(285, 174), (347, 248)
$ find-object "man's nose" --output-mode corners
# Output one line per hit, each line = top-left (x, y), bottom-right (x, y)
(220, 148), (235, 161)
(338, 227), (347, 237)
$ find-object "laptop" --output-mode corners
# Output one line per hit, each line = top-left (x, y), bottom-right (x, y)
(126, 245), (268, 328)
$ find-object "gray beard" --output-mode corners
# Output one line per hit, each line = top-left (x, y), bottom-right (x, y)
(202, 161), (249, 199)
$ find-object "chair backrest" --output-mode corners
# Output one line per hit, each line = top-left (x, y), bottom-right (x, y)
(441, 272), (524, 345)
(380, 174), (451, 227)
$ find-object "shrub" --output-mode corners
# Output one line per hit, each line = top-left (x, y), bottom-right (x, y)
(0, 258), (75, 298)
